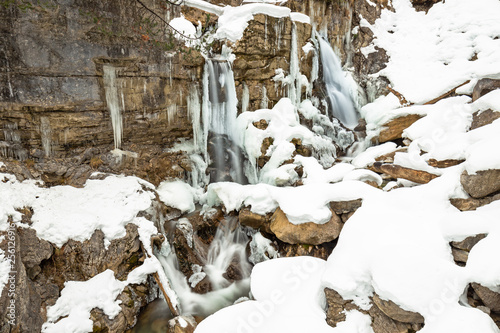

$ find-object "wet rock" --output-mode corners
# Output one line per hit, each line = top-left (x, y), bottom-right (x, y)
(238, 207), (271, 233)
(372, 294), (424, 324)
(472, 78), (500, 102)
(378, 114), (424, 143)
(471, 283), (500, 313)
(168, 316), (197, 333)
(470, 109), (500, 130)
(461, 169), (500, 198)
(270, 207), (343, 245)
(279, 243), (333, 261)
(450, 193), (500, 211)
(372, 162), (439, 184)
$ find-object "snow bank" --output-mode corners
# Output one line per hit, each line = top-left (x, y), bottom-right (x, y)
(204, 180), (376, 224)
(157, 180), (199, 213)
(195, 256), (374, 333)
(364, 0), (500, 104)
(216, 3), (291, 42)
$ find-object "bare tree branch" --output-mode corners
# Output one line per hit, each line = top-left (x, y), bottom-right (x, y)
(135, 0), (204, 40)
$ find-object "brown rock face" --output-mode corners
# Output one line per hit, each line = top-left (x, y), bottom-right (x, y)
(472, 78), (500, 102)
(372, 162), (439, 184)
(378, 114), (424, 143)
(0, 0), (199, 165)
(461, 169), (500, 198)
(470, 109), (500, 130)
(0, 223), (150, 333)
(270, 207), (342, 245)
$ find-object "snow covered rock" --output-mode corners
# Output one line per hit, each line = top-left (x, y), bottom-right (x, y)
(378, 114), (423, 143)
(472, 78), (500, 102)
(270, 207), (342, 245)
(471, 283), (500, 313)
(461, 169), (500, 198)
(371, 162), (439, 184)
(168, 315), (197, 333)
(471, 109), (500, 130)
(372, 294), (424, 324)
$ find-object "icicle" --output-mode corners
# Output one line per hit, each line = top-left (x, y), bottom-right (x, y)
(188, 86), (202, 151)
(167, 104), (178, 125)
(40, 116), (52, 158)
(241, 83), (249, 114)
(260, 86), (269, 109)
(103, 65), (123, 149)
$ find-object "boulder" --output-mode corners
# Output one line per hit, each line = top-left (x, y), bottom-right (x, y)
(472, 78), (500, 102)
(378, 114), (423, 143)
(239, 207), (271, 233)
(372, 162), (439, 184)
(451, 234), (487, 252)
(372, 294), (425, 324)
(461, 169), (500, 198)
(450, 193), (500, 211)
(470, 109), (500, 130)
(270, 208), (342, 245)
(324, 288), (358, 327)
(472, 283), (500, 313)
(329, 199), (363, 215)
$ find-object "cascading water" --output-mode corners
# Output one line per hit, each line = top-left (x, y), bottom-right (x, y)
(155, 216), (251, 317)
(318, 37), (359, 128)
(202, 59), (246, 184)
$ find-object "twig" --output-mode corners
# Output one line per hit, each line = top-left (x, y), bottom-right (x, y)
(423, 80), (471, 105)
(135, 0), (202, 40)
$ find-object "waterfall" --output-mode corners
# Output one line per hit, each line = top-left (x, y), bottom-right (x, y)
(155, 216), (251, 317)
(202, 59), (246, 184)
(318, 37), (358, 128)
(103, 65), (123, 149)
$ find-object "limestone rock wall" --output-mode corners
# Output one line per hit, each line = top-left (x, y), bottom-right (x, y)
(0, 0), (200, 160)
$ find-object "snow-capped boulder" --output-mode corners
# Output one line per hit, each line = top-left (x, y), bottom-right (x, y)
(461, 169), (500, 198)
(270, 207), (343, 245)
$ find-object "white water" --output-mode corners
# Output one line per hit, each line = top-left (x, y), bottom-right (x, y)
(201, 59), (246, 184)
(156, 216), (251, 317)
(318, 37), (358, 128)
(103, 65), (123, 149)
